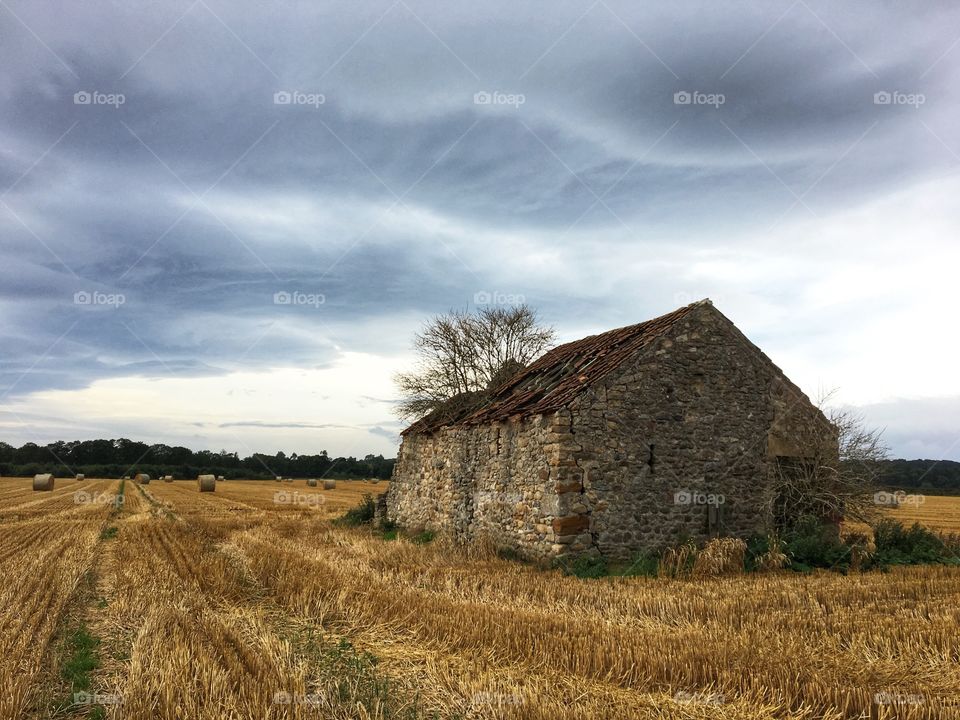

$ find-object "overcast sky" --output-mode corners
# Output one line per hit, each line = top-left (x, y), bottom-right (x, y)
(1, 0), (958, 461)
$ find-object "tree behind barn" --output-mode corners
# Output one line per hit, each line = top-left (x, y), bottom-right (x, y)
(394, 305), (555, 420)
(771, 389), (889, 528)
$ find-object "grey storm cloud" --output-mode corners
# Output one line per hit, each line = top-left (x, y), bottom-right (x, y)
(1, 0), (959, 457)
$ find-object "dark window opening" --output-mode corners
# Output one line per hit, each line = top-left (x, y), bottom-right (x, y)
(707, 503), (726, 536)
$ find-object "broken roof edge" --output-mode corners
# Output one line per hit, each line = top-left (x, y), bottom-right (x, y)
(400, 299), (713, 436)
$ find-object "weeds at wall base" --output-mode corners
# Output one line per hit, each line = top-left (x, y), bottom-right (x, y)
(550, 517), (959, 579)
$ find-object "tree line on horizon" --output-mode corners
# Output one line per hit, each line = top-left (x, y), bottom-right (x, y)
(875, 458), (960, 494)
(0, 437), (956, 492)
(0, 438), (395, 480)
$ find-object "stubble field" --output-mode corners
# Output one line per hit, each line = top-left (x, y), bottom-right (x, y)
(0, 477), (958, 720)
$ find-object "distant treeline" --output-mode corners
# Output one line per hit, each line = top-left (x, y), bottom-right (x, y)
(0, 438), (395, 480)
(876, 459), (960, 494)
(2, 439), (956, 490)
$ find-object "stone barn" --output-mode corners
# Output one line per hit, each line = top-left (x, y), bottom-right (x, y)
(384, 300), (837, 560)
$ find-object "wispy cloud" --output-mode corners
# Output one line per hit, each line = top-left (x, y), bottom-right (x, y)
(0, 1), (957, 457)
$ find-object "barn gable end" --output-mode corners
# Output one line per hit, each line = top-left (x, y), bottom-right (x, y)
(385, 300), (836, 560)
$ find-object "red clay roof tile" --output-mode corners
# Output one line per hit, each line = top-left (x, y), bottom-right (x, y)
(403, 300), (708, 435)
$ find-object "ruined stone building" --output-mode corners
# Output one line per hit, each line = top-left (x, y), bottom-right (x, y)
(384, 300), (837, 560)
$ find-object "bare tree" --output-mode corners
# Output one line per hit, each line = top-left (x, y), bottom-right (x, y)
(394, 305), (555, 420)
(770, 389), (889, 529)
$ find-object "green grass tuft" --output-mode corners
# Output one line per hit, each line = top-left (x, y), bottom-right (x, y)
(61, 624), (100, 692)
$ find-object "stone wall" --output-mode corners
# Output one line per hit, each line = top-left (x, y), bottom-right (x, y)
(561, 304), (819, 559)
(386, 303), (836, 561)
(386, 413), (576, 559)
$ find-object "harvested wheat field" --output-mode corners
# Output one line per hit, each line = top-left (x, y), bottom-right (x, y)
(1, 477), (959, 719)
(883, 494), (960, 534)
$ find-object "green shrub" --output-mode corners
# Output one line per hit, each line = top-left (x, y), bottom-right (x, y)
(745, 535), (771, 571)
(621, 551), (659, 577)
(872, 519), (948, 566)
(495, 545), (522, 562)
(339, 494), (376, 526)
(783, 515), (850, 571)
(562, 555), (608, 579)
(411, 530), (435, 545)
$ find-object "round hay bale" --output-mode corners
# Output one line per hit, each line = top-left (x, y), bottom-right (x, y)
(322, 479), (336, 490)
(123, 475), (131, 480)
(371, 479), (380, 484)
(197, 474), (216, 492)
(163, 475), (173, 482)
(275, 476), (283, 481)
(135, 473), (150, 485)
(33, 473), (55, 491)
(217, 475), (225, 481)
(306, 478), (318, 487)
(75, 473), (85, 481)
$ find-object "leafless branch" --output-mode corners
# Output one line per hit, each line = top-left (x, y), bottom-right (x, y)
(394, 305), (554, 420)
